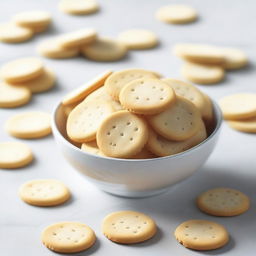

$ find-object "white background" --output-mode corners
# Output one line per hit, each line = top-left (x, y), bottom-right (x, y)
(0, 0), (255, 255)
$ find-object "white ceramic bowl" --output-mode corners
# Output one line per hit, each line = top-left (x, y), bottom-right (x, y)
(52, 101), (222, 198)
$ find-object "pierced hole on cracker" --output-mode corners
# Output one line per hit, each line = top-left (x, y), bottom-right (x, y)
(107, 132), (111, 135)
(67, 237), (71, 240)
(136, 97), (139, 100)
(160, 97), (164, 100)
(131, 88), (135, 92)
(120, 133), (124, 136)
(134, 127), (138, 131)
(140, 81), (144, 84)
(130, 137), (133, 141)
(146, 97), (150, 101)
(112, 125), (116, 129)
(53, 232), (57, 236)
(126, 122), (131, 125)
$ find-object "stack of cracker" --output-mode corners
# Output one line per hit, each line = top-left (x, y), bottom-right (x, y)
(219, 93), (256, 133)
(173, 43), (248, 84)
(0, 57), (56, 108)
(0, 11), (52, 43)
(63, 68), (214, 159)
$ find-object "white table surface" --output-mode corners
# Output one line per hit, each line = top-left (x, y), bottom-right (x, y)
(0, 0), (256, 255)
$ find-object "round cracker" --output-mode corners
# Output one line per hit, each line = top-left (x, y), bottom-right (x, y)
(162, 78), (209, 119)
(220, 47), (248, 70)
(41, 222), (96, 253)
(37, 39), (79, 59)
(119, 78), (176, 115)
(67, 100), (115, 142)
(0, 57), (44, 83)
(174, 219), (229, 250)
(12, 11), (51, 28)
(219, 93), (256, 120)
(11, 68), (56, 93)
(102, 211), (157, 244)
(0, 141), (33, 169)
(117, 29), (158, 50)
(173, 44), (225, 65)
(5, 111), (51, 139)
(0, 23), (33, 43)
(19, 179), (70, 206)
(148, 97), (202, 141)
(197, 188), (250, 217)
(81, 37), (127, 62)
(228, 116), (256, 133)
(0, 81), (31, 108)
(105, 69), (158, 101)
(181, 62), (225, 85)
(147, 119), (207, 157)
(58, 28), (97, 49)
(97, 110), (148, 158)
(62, 70), (112, 105)
(156, 5), (197, 24)
(59, 0), (99, 15)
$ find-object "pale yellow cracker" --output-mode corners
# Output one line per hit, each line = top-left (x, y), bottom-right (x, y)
(37, 39), (79, 59)
(41, 222), (96, 253)
(148, 97), (201, 141)
(0, 57), (44, 83)
(67, 100), (115, 142)
(119, 78), (176, 115)
(58, 28), (97, 49)
(156, 5), (197, 24)
(12, 11), (51, 28)
(81, 140), (105, 156)
(85, 86), (123, 111)
(147, 119), (207, 157)
(97, 110), (148, 158)
(105, 69), (158, 101)
(162, 78), (210, 119)
(19, 179), (70, 206)
(0, 142), (33, 169)
(173, 44), (225, 65)
(174, 219), (229, 251)
(220, 47), (248, 70)
(197, 188), (250, 217)
(59, 0), (99, 15)
(81, 37), (127, 62)
(0, 82), (31, 108)
(181, 62), (225, 85)
(219, 93), (256, 120)
(228, 116), (256, 133)
(5, 111), (51, 139)
(102, 211), (157, 244)
(117, 29), (158, 50)
(0, 23), (33, 43)
(11, 68), (56, 93)
(62, 70), (112, 105)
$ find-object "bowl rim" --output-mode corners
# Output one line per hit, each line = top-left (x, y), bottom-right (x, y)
(52, 99), (222, 162)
